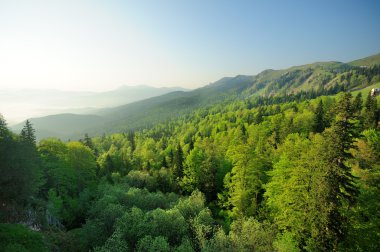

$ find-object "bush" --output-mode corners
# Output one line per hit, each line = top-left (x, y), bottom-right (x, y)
(0, 224), (48, 252)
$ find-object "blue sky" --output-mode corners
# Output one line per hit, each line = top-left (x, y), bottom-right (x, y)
(0, 0), (379, 91)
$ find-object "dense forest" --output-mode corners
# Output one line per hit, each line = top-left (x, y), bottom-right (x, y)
(1, 86), (379, 251)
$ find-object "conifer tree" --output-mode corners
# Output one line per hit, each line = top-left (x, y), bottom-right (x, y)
(161, 156), (168, 168)
(20, 120), (36, 146)
(352, 92), (363, 115)
(188, 138), (194, 152)
(363, 92), (378, 129)
(1, 118), (41, 221)
(313, 100), (325, 133)
(254, 107), (264, 124)
(83, 133), (94, 150)
(315, 92), (359, 250)
(128, 131), (136, 152)
(20, 120), (38, 165)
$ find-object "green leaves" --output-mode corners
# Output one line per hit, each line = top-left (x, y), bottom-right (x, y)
(0, 224), (48, 252)
(225, 143), (270, 218)
(205, 218), (276, 252)
(265, 134), (313, 243)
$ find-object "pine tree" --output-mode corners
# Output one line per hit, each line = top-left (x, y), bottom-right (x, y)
(128, 131), (136, 152)
(328, 92), (359, 200)
(352, 92), (363, 115)
(363, 92), (378, 129)
(83, 133), (94, 150)
(188, 138), (194, 152)
(316, 92), (359, 250)
(240, 124), (247, 136)
(161, 156), (168, 168)
(313, 100), (325, 133)
(254, 107), (264, 124)
(1, 117), (41, 220)
(20, 120), (36, 146)
(200, 155), (218, 201)
(20, 120), (38, 167)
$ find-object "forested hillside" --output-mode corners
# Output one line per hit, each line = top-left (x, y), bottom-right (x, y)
(13, 53), (380, 140)
(1, 85), (379, 251)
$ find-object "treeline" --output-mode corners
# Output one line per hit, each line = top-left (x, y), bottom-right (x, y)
(0, 91), (379, 251)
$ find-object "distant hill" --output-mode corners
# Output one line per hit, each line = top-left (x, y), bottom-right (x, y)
(11, 53), (380, 141)
(89, 75), (255, 135)
(12, 114), (106, 141)
(348, 53), (380, 67)
(80, 85), (189, 108)
(1, 85), (187, 124)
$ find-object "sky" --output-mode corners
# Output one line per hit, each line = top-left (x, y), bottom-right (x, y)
(0, 0), (379, 91)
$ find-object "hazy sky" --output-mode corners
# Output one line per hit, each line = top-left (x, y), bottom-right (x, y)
(0, 0), (379, 91)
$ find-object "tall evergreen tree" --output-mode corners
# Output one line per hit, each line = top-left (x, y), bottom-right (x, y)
(1, 118), (41, 222)
(254, 107), (264, 124)
(83, 133), (94, 150)
(20, 120), (36, 146)
(161, 156), (168, 168)
(313, 100), (325, 133)
(188, 138), (194, 152)
(128, 131), (136, 152)
(315, 92), (359, 250)
(363, 92), (378, 129)
(20, 120), (38, 166)
(352, 92), (363, 115)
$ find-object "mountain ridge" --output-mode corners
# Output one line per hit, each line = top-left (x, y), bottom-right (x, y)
(11, 52), (380, 140)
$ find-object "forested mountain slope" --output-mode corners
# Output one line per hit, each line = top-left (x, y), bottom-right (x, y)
(348, 52), (380, 67)
(11, 53), (380, 140)
(1, 88), (379, 251)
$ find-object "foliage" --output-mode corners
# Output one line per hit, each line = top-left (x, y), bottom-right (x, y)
(0, 224), (48, 252)
(1, 87), (379, 251)
(0, 118), (42, 222)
